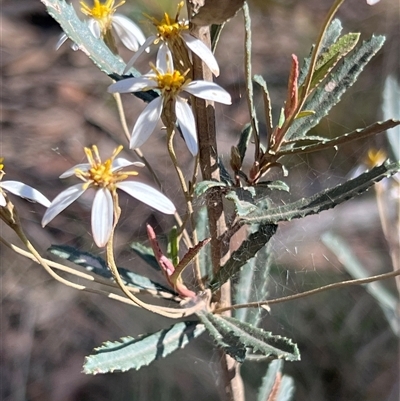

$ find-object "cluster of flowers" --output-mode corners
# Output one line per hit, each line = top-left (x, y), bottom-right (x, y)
(1, 0), (232, 248)
(3, 0), (382, 247)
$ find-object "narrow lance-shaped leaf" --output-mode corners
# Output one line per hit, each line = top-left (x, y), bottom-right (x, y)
(171, 238), (211, 283)
(49, 245), (178, 299)
(237, 124), (253, 163)
(194, 180), (227, 197)
(257, 360), (295, 401)
(286, 35), (385, 142)
(40, 0), (158, 103)
(234, 240), (273, 327)
(198, 312), (300, 363)
(240, 160), (400, 225)
(307, 32), (360, 93)
(40, 0), (129, 75)
(196, 207), (213, 281)
(254, 74), (274, 136)
(279, 119), (400, 156)
(298, 19), (343, 85)
(225, 191), (258, 217)
(210, 223), (277, 291)
(168, 226), (179, 267)
(83, 321), (205, 374)
(190, 0), (245, 26)
(198, 311), (246, 363)
(284, 55), (299, 119)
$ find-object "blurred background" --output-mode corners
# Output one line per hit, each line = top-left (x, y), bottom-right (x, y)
(1, 0), (399, 400)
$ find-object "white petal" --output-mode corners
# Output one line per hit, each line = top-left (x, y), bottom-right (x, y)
(366, 0), (380, 4)
(91, 188), (113, 247)
(181, 32), (220, 77)
(175, 98), (198, 156)
(0, 181), (51, 207)
(130, 97), (163, 149)
(42, 184), (86, 226)
(0, 191), (7, 206)
(111, 158), (144, 171)
(112, 14), (146, 52)
(156, 43), (174, 73)
(59, 163), (90, 179)
(184, 81), (232, 105)
(123, 35), (157, 74)
(88, 19), (101, 38)
(108, 76), (157, 94)
(116, 181), (175, 214)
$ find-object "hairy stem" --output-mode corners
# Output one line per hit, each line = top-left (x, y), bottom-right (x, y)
(166, 123), (203, 288)
(187, 5), (244, 400)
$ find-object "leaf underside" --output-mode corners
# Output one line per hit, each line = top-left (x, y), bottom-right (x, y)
(240, 160), (400, 224)
(287, 35), (385, 142)
(210, 223), (277, 291)
(83, 321), (205, 374)
(40, 0), (157, 103)
(49, 245), (178, 299)
(198, 312), (300, 363)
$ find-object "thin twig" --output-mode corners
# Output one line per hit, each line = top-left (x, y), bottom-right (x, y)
(215, 268), (400, 314)
(242, 2), (260, 160)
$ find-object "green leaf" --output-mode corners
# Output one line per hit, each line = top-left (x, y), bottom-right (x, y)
(254, 74), (274, 135)
(280, 119), (400, 156)
(41, 0), (130, 75)
(198, 312), (246, 362)
(40, 0), (157, 103)
(234, 240), (273, 327)
(298, 19), (343, 86)
(168, 226), (179, 267)
(287, 35), (385, 142)
(219, 158), (235, 185)
(194, 180), (227, 197)
(83, 321), (205, 374)
(255, 180), (290, 193)
(240, 160), (400, 224)
(309, 32), (360, 91)
(196, 207), (213, 281)
(225, 190), (257, 217)
(295, 110), (315, 119)
(211, 23), (225, 52)
(237, 124), (253, 162)
(198, 313), (300, 363)
(257, 360), (295, 401)
(210, 223), (277, 290)
(49, 245), (177, 299)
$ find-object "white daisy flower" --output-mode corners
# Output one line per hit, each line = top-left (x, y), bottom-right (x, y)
(108, 46), (231, 156)
(0, 158), (50, 208)
(41, 146), (175, 247)
(123, 1), (219, 76)
(77, 0), (146, 54)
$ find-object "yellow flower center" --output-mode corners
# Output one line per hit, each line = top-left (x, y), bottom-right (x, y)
(80, 0), (124, 28)
(76, 145), (138, 190)
(156, 70), (187, 95)
(146, 1), (188, 42)
(0, 157), (4, 172)
(365, 148), (387, 168)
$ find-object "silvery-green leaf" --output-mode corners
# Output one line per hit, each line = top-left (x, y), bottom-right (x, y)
(240, 160), (400, 225)
(83, 321), (205, 374)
